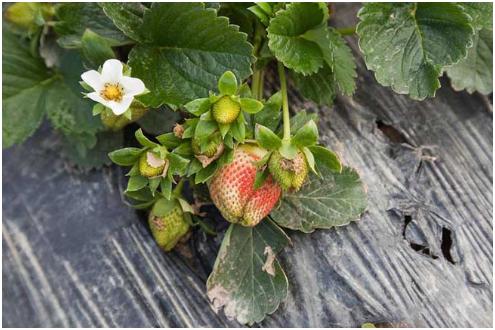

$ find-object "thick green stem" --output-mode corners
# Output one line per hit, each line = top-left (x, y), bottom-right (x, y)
(277, 61), (290, 140)
(251, 69), (262, 100)
(337, 26), (356, 36)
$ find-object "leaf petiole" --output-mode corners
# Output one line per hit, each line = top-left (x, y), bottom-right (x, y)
(336, 26), (356, 36)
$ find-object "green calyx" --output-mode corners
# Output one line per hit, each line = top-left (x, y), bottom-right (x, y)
(99, 103), (148, 131)
(212, 95), (241, 124)
(148, 198), (190, 252)
(139, 151), (167, 178)
(192, 131), (223, 157)
(268, 149), (309, 191)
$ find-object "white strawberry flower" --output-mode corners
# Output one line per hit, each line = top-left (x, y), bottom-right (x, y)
(81, 59), (146, 115)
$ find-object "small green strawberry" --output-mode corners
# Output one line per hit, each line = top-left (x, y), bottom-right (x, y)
(148, 198), (190, 251)
(268, 150), (309, 191)
(212, 96), (241, 124)
(209, 143), (282, 227)
(139, 151), (167, 178)
(191, 132), (223, 158)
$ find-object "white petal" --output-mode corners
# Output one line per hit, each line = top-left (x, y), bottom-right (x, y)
(81, 70), (103, 91)
(101, 59), (123, 83)
(86, 91), (108, 105)
(108, 95), (134, 115)
(121, 76), (146, 96)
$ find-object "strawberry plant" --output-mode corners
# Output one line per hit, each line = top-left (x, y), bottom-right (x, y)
(2, 2), (492, 325)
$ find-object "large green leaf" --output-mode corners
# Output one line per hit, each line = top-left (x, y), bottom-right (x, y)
(446, 28), (493, 95)
(267, 2), (328, 75)
(357, 3), (474, 100)
(291, 64), (337, 107)
(207, 219), (290, 325)
(270, 166), (367, 233)
(459, 3), (493, 30)
(128, 3), (253, 107)
(99, 3), (146, 41)
(54, 3), (131, 48)
(2, 27), (54, 148)
(45, 50), (103, 156)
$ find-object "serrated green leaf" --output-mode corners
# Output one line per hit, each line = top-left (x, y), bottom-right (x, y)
(127, 175), (148, 192)
(326, 28), (356, 95)
(2, 27), (53, 148)
(459, 3), (493, 30)
(292, 120), (318, 147)
(270, 166), (367, 233)
(54, 3), (131, 48)
(291, 65), (337, 106)
(240, 98), (264, 114)
(135, 128), (158, 148)
(206, 220), (290, 325)
(267, 2), (328, 74)
(99, 3), (146, 41)
(81, 29), (115, 67)
(446, 28), (493, 95)
(308, 145), (342, 173)
(357, 3), (474, 100)
(254, 91), (282, 132)
(108, 147), (143, 166)
(255, 124), (282, 150)
(128, 3), (253, 107)
(218, 71), (238, 95)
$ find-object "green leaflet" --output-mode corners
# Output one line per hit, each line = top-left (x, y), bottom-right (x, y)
(357, 3), (474, 100)
(291, 64), (337, 107)
(446, 28), (493, 95)
(459, 3), (493, 30)
(267, 2), (328, 75)
(206, 220), (290, 325)
(270, 166), (367, 233)
(54, 3), (131, 48)
(99, 3), (146, 41)
(2, 27), (54, 148)
(128, 3), (253, 107)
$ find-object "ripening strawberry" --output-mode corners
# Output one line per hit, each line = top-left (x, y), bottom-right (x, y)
(148, 198), (190, 251)
(268, 150), (309, 191)
(209, 144), (282, 227)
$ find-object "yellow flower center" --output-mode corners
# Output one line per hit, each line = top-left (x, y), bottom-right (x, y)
(101, 83), (123, 102)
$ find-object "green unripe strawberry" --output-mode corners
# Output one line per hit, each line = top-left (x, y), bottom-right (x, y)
(139, 152), (166, 178)
(148, 199), (190, 251)
(212, 96), (240, 124)
(191, 132), (222, 157)
(268, 150), (309, 192)
(101, 104), (148, 131)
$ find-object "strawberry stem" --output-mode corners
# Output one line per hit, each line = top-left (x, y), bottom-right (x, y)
(277, 61), (291, 141)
